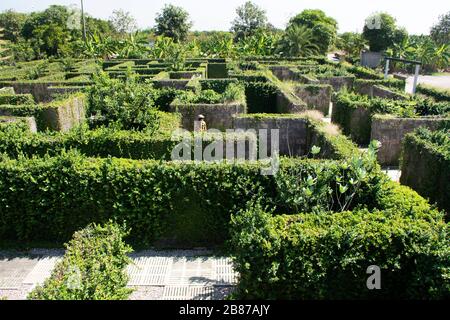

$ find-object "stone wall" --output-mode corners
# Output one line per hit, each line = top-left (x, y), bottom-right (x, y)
(42, 95), (86, 132)
(276, 89), (307, 114)
(170, 102), (246, 131)
(318, 76), (355, 92)
(0, 82), (91, 102)
(360, 51), (383, 68)
(400, 137), (450, 214)
(152, 80), (190, 90)
(371, 115), (450, 166)
(269, 66), (299, 81)
(372, 85), (408, 100)
(354, 83), (408, 100)
(233, 116), (309, 157)
(294, 85), (332, 116)
(169, 71), (204, 80)
(47, 86), (85, 98)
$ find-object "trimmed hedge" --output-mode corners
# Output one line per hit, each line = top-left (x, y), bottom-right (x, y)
(243, 81), (279, 114)
(332, 91), (449, 145)
(344, 64), (384, 80)
(417, 85), (450, 102)
(230, 205), (449, 299)
(28, 222), (133, 300)
(0, 151), (389, 246)
(401, 127), (450, 214)
(0, 93), (35, 105)
(354, 78), (406, 91)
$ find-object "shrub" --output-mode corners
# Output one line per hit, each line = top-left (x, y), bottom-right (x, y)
(0, 93), (34, 105)
(175, 83), (246, 104)
(28, 222), (133, 300)
(87, 71), (161, 132)
(230, 204), (449, 299)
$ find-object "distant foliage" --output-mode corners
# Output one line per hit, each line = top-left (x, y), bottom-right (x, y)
(287, 10), (338, 55)
(154, 4), (192, 43)
(231, 1), (268, 41)
(431, 11), (450, 45)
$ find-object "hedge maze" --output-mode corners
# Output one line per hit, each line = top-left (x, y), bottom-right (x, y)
(0, 56), (449, 299)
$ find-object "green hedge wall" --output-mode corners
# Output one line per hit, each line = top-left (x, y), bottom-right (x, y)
(207, 63), (228, 79)
(200, 79), (238, 94)
(0, 152), (390, 246)
(354, 78), (406, 91)
(0, 153), (276, 246)
(243, 81), (279, 113)
(332, 92), (372, 145)
(28, 222), (133, 300)
(230, 205), (449, 299)
(401, 127), (450, 214)
(0, 93), (35, 105)
(344, 65), (384, 80)
(417, 85), (450, 102)
(0, 104), (47, 130)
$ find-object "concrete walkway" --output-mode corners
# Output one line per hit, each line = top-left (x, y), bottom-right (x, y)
(0, 249), (236, 300)
(406, 75), (450, 93)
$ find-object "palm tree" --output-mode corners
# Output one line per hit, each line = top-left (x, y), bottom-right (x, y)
(277, 25), (320, 57)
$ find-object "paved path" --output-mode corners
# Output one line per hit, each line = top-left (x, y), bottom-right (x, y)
(406, 75), (450, 93)
(0, 249), (236, 300)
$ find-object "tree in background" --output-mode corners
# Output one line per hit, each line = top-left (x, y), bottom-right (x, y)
(0, 10), (27, 42)
(276, 25), (320, 57)
(231, 1), (268, 42)
(362, 12), (402, 52)
(109, 9), (137, 36)
(336, 32), (368, 61)
(431, 12), (450, 46)
(19, 5), (74, 57)
(0, 27), (12, 64)
(155, 4), (192, 43)
(287, 9), (337, 55)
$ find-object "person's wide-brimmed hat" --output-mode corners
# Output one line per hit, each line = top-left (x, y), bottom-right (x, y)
(197, 114), (205, 120)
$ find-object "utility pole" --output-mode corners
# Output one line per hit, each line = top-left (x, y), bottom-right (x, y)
(81, 0), (87, 42)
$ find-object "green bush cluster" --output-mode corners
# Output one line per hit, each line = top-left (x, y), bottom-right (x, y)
(230, 204), (449, 299)
(401, 127), (450, 214)
(174, 82), (245, 104)
(0, 93), (35, 105)
(298, 64), (352, 77)
(87, 72), (163, 132)
(28, 222), (133, 300)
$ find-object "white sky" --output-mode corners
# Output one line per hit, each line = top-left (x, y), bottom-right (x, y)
(0, 0), (448, 35)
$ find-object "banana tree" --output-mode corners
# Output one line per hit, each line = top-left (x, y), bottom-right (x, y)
(118, 32), (149, 59)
